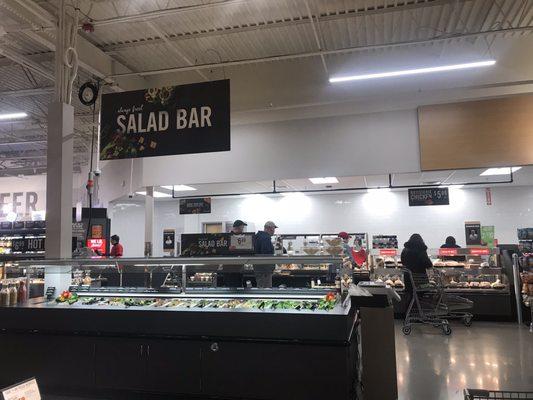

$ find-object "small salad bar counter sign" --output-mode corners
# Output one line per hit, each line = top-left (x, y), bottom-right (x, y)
(100, 79), (230, 160)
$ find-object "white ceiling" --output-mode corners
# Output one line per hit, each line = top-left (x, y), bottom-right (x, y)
(0, 0), (532, 176)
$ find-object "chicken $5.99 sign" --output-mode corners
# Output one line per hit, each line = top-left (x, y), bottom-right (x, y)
(99, 79), (230, 160)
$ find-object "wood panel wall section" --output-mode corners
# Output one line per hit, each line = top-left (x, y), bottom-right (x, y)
(418, 94), (533, 171)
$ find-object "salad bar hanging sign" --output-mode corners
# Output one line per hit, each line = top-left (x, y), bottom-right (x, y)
(99, 79), (230, 160)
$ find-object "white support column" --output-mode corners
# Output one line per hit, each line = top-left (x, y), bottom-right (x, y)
(144, 186), (154, 257)
(45, 102), (74, 258)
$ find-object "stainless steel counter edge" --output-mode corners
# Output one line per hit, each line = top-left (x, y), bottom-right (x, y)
(16, 255), (343, 267)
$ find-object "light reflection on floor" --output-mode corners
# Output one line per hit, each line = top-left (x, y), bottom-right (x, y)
(395, 321), (533, 400)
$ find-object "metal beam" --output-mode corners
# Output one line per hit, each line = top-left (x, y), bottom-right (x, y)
(109, 25), (533, 78)
(0, 0), (145, 91)
(0, 46), (54, 80)
(100, 0), (468, 54)
(0, 139), (47, 147)
(304, 0), (328, 76)
(0, 87), (54, 97)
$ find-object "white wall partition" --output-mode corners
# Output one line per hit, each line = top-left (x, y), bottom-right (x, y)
(109, 185), (533, 257)
(140, 109), (420, 187)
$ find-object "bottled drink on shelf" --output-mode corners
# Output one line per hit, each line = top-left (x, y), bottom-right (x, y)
(9, 282), (18, 306)
(0, 282), (10, 306)
(17, 281), (27, 304)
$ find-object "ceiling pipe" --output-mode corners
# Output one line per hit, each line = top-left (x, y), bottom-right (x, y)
(108, 25), (533, 78)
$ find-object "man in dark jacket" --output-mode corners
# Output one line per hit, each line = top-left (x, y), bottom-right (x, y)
(254, 221), (277, 288)
(222, 220), (248, 287)
(400, 234), (433, 293)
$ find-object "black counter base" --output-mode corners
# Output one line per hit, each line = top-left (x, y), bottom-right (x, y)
(0, 332), (357, 400)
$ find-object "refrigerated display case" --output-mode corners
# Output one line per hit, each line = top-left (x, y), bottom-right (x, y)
(368, 247), (513, 318)
(0, 256), (360, 400)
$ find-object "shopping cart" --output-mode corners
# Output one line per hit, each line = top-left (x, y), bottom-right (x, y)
(401, 268), (473, 335)
(464, 389), (533, 399)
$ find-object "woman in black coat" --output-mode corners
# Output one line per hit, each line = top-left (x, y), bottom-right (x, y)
(400, 234), (433, 293)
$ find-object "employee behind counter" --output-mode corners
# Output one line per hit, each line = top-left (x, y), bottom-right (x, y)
(254, 221), (278, 289)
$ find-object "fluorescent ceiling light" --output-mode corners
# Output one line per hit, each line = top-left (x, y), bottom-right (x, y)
(135, 191), (171, 198)
(0, 112), (28, 121)
(329, 60), (496, 83)
(161, 185), (196, 191)
(309, 177), (338, 184)
(480, 167), (521, 176)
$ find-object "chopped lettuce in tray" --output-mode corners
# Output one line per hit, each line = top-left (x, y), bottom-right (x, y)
(71, 293), (339, 312)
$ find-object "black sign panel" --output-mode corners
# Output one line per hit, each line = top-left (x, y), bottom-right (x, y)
(24, 221), (35, 229)
(11, 237), (45, 253)
(0, 222), (12, 230)
(179, 197), (211, 215)
(163, 230), (175, 251)
(181, 233), (255, 256)
(13, 221), (24, 229)
(408, 188), (449, 206)
(100, 79), (230, 160)
(465, 222), (482, 246)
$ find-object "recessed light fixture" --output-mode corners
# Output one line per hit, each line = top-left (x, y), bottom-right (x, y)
(329, 60), (496, 83)
(0, 112), (28, 121)
(161, 185), (196, 191)
(309, 177), (338, 184)
(480, 167), (521, 176)
(135, 191), (172, 198)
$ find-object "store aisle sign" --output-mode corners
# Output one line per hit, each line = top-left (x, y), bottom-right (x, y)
(408, 188), (449, 206)
(100, 79), (230, 160)
(11, 237), (45, 253)
(179, 197), (211, 214)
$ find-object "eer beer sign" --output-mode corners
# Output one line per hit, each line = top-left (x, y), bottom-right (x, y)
(100, 79), (230, 160)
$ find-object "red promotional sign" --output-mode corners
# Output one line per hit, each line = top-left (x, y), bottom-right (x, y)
(439, 248), (458, 256)
(469, 248), (490, 256)
(379, 249), (397, 256)
(87, 238), (106, 255)
(485, 188), (492, 205)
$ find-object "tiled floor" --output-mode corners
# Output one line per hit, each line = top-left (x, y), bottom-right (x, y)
(395, 321), (533, 400)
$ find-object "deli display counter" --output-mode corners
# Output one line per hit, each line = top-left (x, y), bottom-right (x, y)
(0, 256), (360, 400)
(369, 247), (513, 318)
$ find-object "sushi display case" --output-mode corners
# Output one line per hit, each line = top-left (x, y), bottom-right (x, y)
(0, 256), (360, 400)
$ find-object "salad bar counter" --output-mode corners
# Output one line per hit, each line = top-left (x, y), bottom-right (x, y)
(0, 256), (360, 400)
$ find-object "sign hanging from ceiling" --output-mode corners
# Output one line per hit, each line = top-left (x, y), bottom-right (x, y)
(179, 197), (211, 215)
(99, 79), (230, 160)
(408, 188), (449, 206)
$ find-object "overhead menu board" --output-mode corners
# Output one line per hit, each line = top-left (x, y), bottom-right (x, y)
(179, 198), (211, 214)
(408, 188), (449, 206)
(100, 79), (230, 160)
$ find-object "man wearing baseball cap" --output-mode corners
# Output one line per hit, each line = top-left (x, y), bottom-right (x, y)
(253, 221), (278, 288)
(221, 220), (249, 287)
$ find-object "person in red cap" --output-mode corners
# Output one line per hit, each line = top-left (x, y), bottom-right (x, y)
(338, 232), (356, 264)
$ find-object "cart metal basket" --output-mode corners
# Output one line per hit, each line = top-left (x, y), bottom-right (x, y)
(464, 389), (533, 399)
